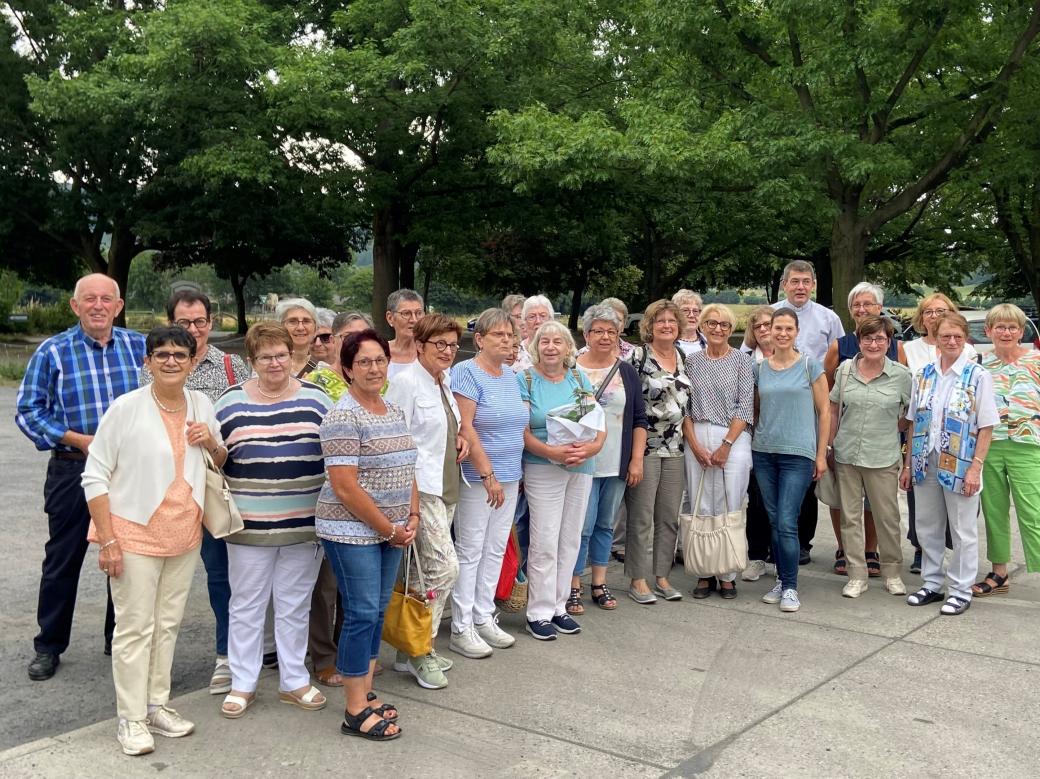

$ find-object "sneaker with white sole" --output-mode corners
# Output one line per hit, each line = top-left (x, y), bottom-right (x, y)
(449, 626), (493, 658)
(145, 705), (195, 738)
(551, 613), (581, 634)
(526, 619), (557, 641)
(842, 579), (869, 598)
(779, 589), (801, 612)
(209, 655), (232, 695)
(431, 649), (453, 672)
(475, 616), (516, 648)
(761, 578), (783, 604)
(118, 719), (155, 756)
(742, 559), (768, 582)
(393, 648), (454, 674)
(884, 577), (907, 596)
(404, 654), (448, 689)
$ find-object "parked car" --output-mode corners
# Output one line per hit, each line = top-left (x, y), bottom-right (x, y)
(625, 313), (642, 336)
(963, 309), (1039, 354)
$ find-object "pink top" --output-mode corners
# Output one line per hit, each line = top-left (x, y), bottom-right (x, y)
(89, 405), (202, 557)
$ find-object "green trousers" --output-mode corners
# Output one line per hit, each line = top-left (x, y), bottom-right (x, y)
(980, 439), (1040, 572)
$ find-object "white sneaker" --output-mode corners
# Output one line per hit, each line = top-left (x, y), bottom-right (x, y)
(761, 578), (783, 604)
(117, 719), (155, 756)
(475, 615), (516, 649)
(884, 577), (907, 596)
(779, 589), (801, 612)
(842, 580), (869, 598)
(449, 626), (493, 658)
(742, 559), (768, 582)
(145, 705), (195, 738)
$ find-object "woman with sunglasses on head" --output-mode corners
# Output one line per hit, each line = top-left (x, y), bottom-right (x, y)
(214, 322), (334, 720)
(384, 314), (468, 688)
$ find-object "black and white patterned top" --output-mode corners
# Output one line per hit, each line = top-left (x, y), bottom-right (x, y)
(685, 348), (755, 429)
(627, 344), (691, 458)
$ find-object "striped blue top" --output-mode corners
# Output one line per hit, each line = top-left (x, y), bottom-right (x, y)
(15, 325), (146, 452)
(316, 394), (417, 544)
(214, 382), (334, 546)
(450, 359), (527, 483)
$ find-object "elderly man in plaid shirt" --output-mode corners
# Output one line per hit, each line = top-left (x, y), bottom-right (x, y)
(15, 273), (146, 681)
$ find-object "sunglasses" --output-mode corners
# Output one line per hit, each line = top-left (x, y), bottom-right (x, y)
(313, 333), (333, 344)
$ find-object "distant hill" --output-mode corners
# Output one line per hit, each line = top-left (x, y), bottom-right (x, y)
(354, 244), (373, 267)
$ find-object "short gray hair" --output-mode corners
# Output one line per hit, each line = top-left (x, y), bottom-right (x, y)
(387, 288), (423, 312)
(474, 307), (517, 337)
(671, 289), (702, 308)
(530, 320), (577, 367)
(333, 311), (373, 332)
(599, 297), (628, 321)
(847, 282), (884, 309)
(782, 260), (816, 283)
(501, 294), (525, 313)
(522, 294), (554, 320)
(315, 307), (337, 328)
(276, 297), (318, 324)
(582, 304), (622, 333)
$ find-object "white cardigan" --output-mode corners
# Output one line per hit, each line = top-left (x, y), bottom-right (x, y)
(82, 386), (222, 525)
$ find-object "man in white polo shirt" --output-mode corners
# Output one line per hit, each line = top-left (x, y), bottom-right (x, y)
(770, 260), (845, 564)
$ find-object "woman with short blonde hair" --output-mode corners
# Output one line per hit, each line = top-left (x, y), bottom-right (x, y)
(672, 289), (705, 355)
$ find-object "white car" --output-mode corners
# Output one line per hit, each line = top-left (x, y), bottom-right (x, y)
(962, 309), (1039, 354)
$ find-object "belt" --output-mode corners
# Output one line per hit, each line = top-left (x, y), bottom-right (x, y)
(52, 450), (87, 462)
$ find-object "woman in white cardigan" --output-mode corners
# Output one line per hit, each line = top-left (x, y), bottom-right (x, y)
(83, 326), (225, 758)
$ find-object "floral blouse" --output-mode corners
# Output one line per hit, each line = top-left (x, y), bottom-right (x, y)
(628, 344), (691, 457)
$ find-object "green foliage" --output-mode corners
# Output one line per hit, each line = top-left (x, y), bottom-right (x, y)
(26, 302), (77, 334)
(0, 270), (24, 332)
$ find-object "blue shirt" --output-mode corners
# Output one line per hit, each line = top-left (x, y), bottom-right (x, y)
(752, 355), (825, 461)
(15, 324), (146, 452)
(517, 368), (596, 475)
(450, 359), (527, 483)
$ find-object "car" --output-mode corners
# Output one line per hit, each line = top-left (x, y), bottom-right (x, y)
(962, 309), (1039, 354)
(625, 313), (642, 336)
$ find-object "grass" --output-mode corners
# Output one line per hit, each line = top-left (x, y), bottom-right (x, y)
(0, 356), (28, 386)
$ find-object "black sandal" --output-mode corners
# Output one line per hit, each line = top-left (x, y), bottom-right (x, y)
(590, 584), (617, 610)
(367, 691), (398, 722)
(866, 551), (881, 578)
(566, 586), (585, 615)
(972, 571), (1010, 596)
(833, 549), (848, 576)
(341, 706), (400, 740)
(692, 577), (716, 599)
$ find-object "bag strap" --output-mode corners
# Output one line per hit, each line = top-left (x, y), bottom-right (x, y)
(402, 541), (428, 595)
(223, 353), (235, 384)
(523, 368), (533, 396)
(594, 360), (622, 402)
(691, 442), (730, 516)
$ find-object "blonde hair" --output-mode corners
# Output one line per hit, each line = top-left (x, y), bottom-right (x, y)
(985, 303), (1027, 330)
(910, 292), (957, 335)
(639, 299), (682, 343)
(529, 320), (577, 367)
(699, 303), (735, 328)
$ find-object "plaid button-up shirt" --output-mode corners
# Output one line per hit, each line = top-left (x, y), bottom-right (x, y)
(15, 324), (146, 452)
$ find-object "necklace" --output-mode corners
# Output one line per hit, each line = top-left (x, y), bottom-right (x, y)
(151, 386), (185, 414)
(255, 377), (292, 400)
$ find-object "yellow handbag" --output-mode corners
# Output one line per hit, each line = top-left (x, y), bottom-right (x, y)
(381, 545), (433, 658)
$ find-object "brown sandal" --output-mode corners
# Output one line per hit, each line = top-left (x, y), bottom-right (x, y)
(971, 571), (1009, 596)
(316, 666), (344, 687)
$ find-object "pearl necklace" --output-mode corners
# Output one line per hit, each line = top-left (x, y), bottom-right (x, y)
(151, 387), (185, 414)
(255, 377), (292, 400)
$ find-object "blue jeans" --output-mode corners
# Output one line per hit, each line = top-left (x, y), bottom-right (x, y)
(322, 540), (402, 677)
(573, 476), (628, 574)
(514, 487), (530, 572)
(200, 528), (230, 656)
(752, 452), (815, 590)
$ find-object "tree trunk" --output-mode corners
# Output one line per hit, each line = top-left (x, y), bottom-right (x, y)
(421, 262), (433, 308)
(829, 210), (868, 330)
(106, 224), (140, 329)
(768, 267), (782, 303)
(230, 272), (249, 335)
(568, 265), (588, 331)
(372, 202), (415, 337)
(814, 251), (834, 308)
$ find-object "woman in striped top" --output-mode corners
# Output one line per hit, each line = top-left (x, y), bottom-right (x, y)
(214, 322), (334, 720)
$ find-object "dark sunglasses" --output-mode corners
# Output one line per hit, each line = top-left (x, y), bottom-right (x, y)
(313, 333), (333, 344)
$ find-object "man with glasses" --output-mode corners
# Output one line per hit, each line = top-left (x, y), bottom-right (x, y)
(140, 288), (250, 695)
(386, 288), (425, 380)
(16, 274), (146, 681)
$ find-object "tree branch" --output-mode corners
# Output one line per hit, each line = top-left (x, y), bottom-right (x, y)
(716, 0), (780, 68)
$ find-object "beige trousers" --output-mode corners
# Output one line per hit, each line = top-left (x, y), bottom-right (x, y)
(835, 461), (902, 580)
(110, 548), (199, 721)
(412, 493), (459, 638)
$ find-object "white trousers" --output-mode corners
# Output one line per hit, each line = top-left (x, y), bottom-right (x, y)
(451, 480), (519, 633)
(524, 463), (593, 622)
(227, 542), (322, 692)
(913, 451), (979, 601)
(683, 423), (752, 581)
(110, 548), (198, 722)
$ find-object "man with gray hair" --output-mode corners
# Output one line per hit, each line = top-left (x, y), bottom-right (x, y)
(770, 260), (844, 361)
(385, 288), (424, 379)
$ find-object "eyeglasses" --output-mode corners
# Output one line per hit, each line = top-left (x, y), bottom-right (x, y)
(850, 302), (881, 311)
(284, 317), (314, 327)
(255, 353), (292, 365)
(992, 324), (1021, 334)
(703, 320), (732, 332)
(174, 317), (210, 330)
(525, 312), (550, 322)
(587, 328), (618, 338)
(938, 334), (964, 342)
(313, 333), (333, 344)
(394, 309), (423, 320)
(922, 308), (949, 318)
(753, 322), (772, 331)
(354, 357), (389, 369)
(680, 307), (701, 316)
(426, 340), (461, 353)
(150, 350), (191, 364)
(860, 335), (889, 345)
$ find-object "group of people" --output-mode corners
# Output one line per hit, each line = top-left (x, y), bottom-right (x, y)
(14, 264), (1040, 754)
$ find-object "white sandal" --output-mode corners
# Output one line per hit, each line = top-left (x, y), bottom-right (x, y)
(221, 693), (255, 719)
(209, 656), (232, 695)
(278, 685), (326, 711)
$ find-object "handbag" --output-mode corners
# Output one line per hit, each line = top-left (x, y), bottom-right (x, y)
(495, 524), (529, 612)
(189, 392), (244, 538)
(679, 467), (748, 577)
(382, 545), (433, 657)
(815, 359), (851, 509)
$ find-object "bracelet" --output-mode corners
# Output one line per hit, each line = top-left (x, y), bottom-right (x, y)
(100, 539), (118, 551)
(385, 525), (398, 544)
(722, 439), (733, 447)
(973, 457), (984, 465)
(408, 511), (420, 519)
(480, 472), (496, 481)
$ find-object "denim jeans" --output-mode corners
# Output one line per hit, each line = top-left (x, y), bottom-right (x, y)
(573, 476), (628, 574)
(322, 540), (402, 677)
(751, 452), (814, 590)
(200, 528), (230, 656)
